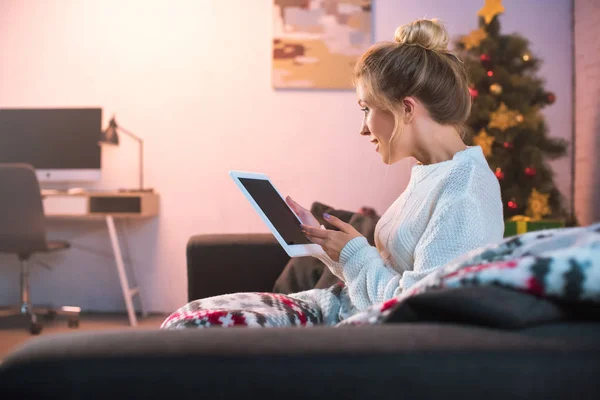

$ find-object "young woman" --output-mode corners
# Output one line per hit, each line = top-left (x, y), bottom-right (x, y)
(286, 18), (504, 312)
(162, 19), (504, 329)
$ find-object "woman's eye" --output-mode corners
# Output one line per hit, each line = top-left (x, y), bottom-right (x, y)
(361, 107), (370, 114)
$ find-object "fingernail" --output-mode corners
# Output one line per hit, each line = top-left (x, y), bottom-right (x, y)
(323, 213), (331, 219)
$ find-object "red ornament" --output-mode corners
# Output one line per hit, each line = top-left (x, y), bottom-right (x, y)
(508, 199), (518, 209)
(546, 92), (556, 104)
(487, 70), (494, 77)
(469, 87), (479, 98)
(495, 167), (504, 180)
(503, 141), (514, 149)
(480, 53), (493, 69)
(524, 167), (537, 177)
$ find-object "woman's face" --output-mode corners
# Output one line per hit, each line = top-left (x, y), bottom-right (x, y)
(357, 83), (409, 165)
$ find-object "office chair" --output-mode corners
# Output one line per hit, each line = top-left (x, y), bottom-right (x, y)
(0, 164), (80, 334)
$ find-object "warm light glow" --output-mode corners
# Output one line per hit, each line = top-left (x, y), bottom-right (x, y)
(522, 54), (530, 61)
(487, 70), (494, 77)
(61, 306), (82, 312)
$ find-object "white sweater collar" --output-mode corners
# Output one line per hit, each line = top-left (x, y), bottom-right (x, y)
(410, 146), (485, 183)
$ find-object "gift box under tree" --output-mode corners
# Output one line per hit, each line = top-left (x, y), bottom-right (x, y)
(504, 216), (565, 237)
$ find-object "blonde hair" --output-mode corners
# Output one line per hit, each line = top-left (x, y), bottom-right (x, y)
(354, 19), (471, 159)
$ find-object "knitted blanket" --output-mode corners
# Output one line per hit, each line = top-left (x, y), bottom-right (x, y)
(161, 223), (600, 329)
(160, 283), (353, 329)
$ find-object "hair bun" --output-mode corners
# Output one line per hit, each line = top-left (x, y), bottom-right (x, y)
(394, 19), (449, 53)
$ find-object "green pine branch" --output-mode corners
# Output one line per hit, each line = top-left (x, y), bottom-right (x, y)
(456, 14), (569, 220)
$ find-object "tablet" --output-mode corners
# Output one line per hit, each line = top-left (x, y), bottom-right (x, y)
(229, 170), (325, 257)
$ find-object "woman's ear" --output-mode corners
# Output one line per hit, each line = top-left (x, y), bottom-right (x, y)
(402, 97), (417, 123)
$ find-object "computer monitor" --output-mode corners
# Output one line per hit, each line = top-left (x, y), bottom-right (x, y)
(0, 108), (102, 182)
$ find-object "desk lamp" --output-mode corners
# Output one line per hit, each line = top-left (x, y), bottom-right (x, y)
(99, 116), (153, 193)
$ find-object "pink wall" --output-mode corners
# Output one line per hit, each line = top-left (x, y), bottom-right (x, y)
(0, 0), (572, 312)
(574, 0), (600, 225)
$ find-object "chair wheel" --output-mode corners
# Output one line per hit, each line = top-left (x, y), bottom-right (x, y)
(68, 318), (80, 329)
(30, 322), (43, 335)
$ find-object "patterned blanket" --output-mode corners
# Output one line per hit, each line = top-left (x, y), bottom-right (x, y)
(161, 223), (600, 329)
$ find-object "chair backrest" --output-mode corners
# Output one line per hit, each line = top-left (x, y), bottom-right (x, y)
(0, 164), (47, 255)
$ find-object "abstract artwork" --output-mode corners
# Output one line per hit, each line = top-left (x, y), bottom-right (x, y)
(272, 0), (373, 89)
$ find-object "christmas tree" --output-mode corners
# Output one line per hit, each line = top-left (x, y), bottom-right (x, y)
(457, 0), (569, 221)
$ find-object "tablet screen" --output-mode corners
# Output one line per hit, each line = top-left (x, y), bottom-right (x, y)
(238, 178), (311, 245)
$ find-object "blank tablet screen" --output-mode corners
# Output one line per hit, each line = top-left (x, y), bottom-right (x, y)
(238, 178), (311, 245)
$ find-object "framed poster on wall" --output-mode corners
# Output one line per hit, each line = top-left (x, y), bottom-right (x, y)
(272, 0), (373, 89)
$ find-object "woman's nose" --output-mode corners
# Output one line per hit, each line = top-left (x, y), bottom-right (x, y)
(360, 120), (369, 136)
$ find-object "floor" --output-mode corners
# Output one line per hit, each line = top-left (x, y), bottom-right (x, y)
(0, 312), (167, 360)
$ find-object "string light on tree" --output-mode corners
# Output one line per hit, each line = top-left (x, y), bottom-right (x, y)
(546, 92), (556, 104)
(469, 87), (479, 98)
(522, 52), (531, 62)
(508, 198), (518, 210)
(487, 70), (494, 77)
(490, 83), (503, 95)
(503, 141), (514, 149)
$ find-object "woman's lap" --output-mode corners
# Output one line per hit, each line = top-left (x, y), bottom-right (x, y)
(160, 283), (355, 329)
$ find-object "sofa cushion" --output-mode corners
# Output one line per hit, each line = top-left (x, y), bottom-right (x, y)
(383, 285), (600, 328)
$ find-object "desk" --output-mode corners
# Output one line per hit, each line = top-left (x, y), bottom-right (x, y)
(42, 191), (159, 327)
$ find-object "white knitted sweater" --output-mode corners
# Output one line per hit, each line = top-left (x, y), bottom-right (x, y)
(316, 146), (504, 311)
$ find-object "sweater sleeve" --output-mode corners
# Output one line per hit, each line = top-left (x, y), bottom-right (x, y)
(313, 253), (346, 281)
(340, 196), (492, 311)
(311, 225), (346, 281)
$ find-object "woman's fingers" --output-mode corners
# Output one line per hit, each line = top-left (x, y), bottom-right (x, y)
(306, 236), (325, 246)
(289, 196), (322, 228)
(323, 213), (359, 235)
(288, 196), (307, 212)
(286, 196), (301, 214)
(301, 225), (328, 239)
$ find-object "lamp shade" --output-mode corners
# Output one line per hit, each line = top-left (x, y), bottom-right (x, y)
(99, 116), (120, 145)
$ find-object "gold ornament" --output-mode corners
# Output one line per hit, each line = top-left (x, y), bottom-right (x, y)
(526, 188), (551, 221)
(490, 83), (503, 95)
(462, 28), (488, 50)
(478, 0), (505, 25)
(473, 129), (495, 157)
(488, 102), (522, 131)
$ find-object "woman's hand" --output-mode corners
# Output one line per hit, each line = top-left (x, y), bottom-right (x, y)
(301, 213), (363, 262)
(286, 196), (320, 228)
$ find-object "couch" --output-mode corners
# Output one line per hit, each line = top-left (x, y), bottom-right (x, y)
(1, 233), (600, 399)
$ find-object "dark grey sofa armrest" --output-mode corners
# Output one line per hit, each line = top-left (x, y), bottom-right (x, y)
(2, 325), (600, 399)
(187, 233), (290, 301)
